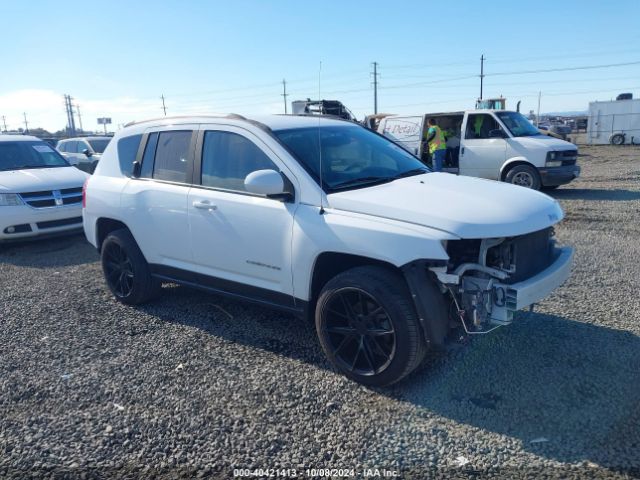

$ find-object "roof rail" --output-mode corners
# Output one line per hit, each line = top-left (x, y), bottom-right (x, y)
(123, 113), (247, 128)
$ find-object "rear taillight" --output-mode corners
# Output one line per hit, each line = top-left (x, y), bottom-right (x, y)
(82, 178), (89, 208)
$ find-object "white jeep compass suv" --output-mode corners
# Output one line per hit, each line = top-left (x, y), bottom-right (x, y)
(0, 135), (89, 243)
(83, 115), (573, 386)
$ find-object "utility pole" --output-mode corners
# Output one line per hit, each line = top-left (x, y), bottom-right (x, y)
(281, 79), (288, 114)
(536, 91), (542, 127)
(23, 112), (29, 133)
(479, 54), (485, 101)
(371, 61), (379, 114)
(76, 104), (83, 132)
(1, 115), (7, 132)
(64, 94), (77, 136)
(161, 95), (167, 116)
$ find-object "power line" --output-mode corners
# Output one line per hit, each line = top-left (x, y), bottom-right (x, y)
(487, 60), (640, 77)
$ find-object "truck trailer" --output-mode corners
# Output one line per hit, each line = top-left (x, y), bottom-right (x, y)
(587, 96), (640, 145)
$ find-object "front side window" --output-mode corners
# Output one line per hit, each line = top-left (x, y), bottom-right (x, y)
(57, 142), (67, 153)
(0, 141), (69, 171)
(465, 114), (502, 139)
(201, 131), (277, 192)
(152, 131), (192, 183)
(274, 125), (428, 191)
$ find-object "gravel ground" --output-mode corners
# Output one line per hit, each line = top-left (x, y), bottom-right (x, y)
(1, 145), (639, 479)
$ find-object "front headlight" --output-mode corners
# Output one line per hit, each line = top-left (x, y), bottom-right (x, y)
(0, 193), (24, 206)
(546, 160), (563, 167)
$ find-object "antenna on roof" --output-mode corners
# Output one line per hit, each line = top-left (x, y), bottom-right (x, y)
(318, 61), (325, 215)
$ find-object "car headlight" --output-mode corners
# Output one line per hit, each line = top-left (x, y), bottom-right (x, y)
(548, 152), (557, 160)
(546, 160), (563, 167)
(0, 193), (24, 206)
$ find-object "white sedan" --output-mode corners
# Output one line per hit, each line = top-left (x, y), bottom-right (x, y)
(0, 135), (89, 243)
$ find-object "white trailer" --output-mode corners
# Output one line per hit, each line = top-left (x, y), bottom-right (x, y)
(587, 98), (640, 145)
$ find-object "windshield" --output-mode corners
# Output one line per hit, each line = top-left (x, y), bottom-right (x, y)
(0, 141), (70, 171)
(495, 111), (541, 137)
(88, 138), (110, 153)
(274, 125), (429, 191)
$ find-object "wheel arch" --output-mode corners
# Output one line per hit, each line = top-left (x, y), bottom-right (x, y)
(95, 217), (130, 251)
(500, 157), (537, 181)
(309, 252), (400, 308)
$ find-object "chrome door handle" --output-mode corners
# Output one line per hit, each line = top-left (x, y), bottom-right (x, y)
(192, 200), (217, 211)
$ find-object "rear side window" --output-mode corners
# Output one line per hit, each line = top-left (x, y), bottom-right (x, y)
(117, 134), (142, 176)
(57, 142), (67, 152)
(152, 131), (192, 183)
(465, 114), (501, 139)
(201, 131), (276, 192)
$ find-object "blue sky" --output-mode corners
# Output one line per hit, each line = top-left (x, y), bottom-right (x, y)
(1, 0), (639, 132)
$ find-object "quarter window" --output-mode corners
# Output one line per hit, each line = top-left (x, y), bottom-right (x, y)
(201, 131), (277, 192)
(152, 131), (192, 183)
(117, 134), (142, 176)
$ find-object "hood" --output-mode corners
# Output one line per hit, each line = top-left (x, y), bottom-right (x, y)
(0, 167), (89, 193)
(328, 173), (564, 238)
(509, 135), (575, 150)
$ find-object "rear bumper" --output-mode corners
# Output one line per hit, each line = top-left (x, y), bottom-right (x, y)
(538, 165), (581, 186)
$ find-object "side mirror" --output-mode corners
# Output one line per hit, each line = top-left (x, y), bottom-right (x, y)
(83, 148), (92, 157)
(244, 169), (292, 200)
(489, 129), (506, 138)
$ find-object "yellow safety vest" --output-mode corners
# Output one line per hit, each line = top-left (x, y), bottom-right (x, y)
(427, 125), (446, 154)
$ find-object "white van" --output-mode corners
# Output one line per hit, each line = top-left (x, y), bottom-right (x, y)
(378, 110), (580, 190)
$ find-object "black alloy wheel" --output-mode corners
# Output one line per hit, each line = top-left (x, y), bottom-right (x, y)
(103, 242), (135, 298)
(315, 266), (427, 386)
(100, 228), (161, 305)
(322, 287), (396, 376)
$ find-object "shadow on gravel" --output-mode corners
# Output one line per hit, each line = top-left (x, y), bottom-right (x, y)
(0, 233), (97, 268)
(392, 313), (640, 469)
(134, 287), (640, 470)
(135, 284), (327, 366)
(550, 188), (640, 201)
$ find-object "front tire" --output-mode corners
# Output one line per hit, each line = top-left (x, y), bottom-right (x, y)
(315, 266), (425, 387)
(101, 229), (160, 305)
(505, 164), (541, 190)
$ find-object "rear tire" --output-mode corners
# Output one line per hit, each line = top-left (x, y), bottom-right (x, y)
(611, 133), (625, 145)
(315, 266), (425, 387)
(101, 228), (160, 305)
(505, 164), (541, 190)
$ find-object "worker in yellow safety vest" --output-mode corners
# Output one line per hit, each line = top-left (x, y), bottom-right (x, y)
(425, 118), (446, 171)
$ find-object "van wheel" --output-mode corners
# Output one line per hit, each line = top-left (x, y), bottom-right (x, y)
(315, 266), (425, 387)
(505, 164), (541, 190)
(101, 229), (160, 305)
(610, 133), (625, 145)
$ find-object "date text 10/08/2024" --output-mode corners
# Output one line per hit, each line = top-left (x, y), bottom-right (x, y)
(233, 468), (400, 478)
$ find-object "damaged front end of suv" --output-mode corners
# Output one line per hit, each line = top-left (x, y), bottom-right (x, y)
(403, 226), (574, 347)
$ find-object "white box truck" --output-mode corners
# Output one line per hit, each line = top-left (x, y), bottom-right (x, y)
(378, 110), (580, 190)
(587, 96), (640, 145)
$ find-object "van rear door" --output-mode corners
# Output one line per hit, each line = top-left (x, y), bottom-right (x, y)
(378, 116), (424, 157)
